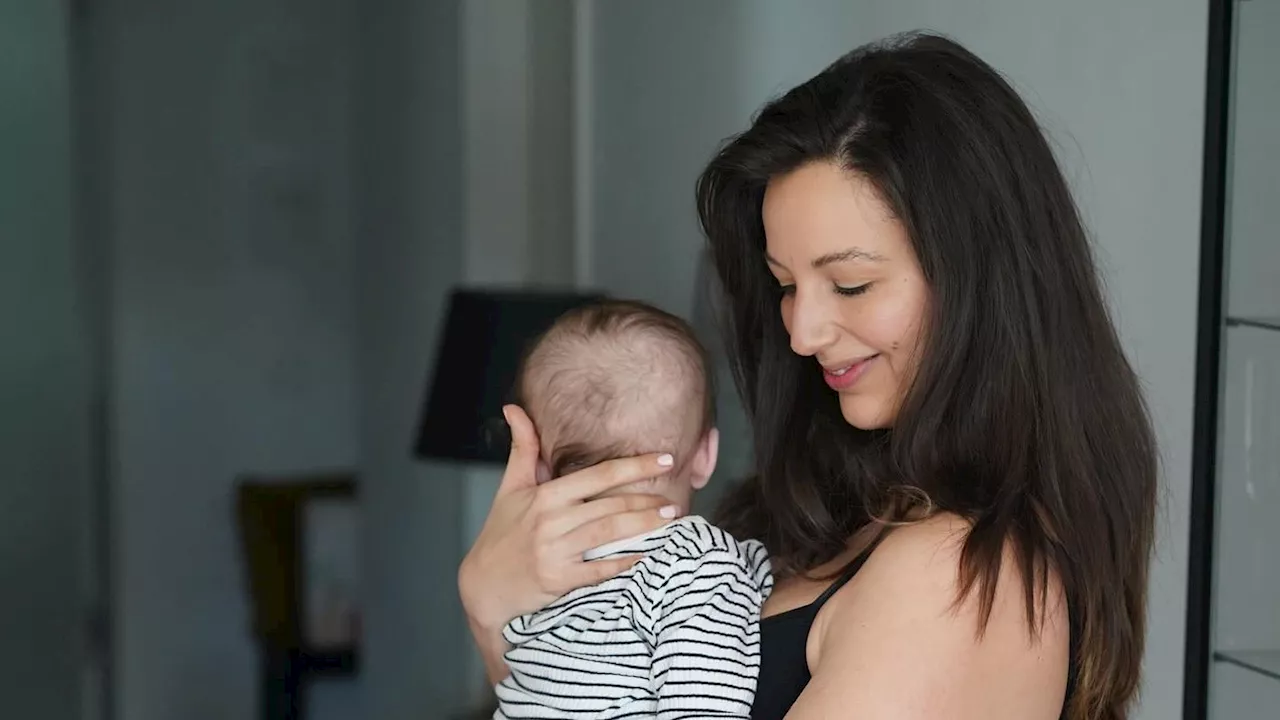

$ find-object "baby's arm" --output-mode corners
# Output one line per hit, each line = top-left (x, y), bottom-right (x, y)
(650, 531), (772, 719)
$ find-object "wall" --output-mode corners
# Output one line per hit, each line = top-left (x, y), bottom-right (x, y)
(586, 2), (1208, 717)
(103, 0), (362, 718)
(456, 0), (579, 704)
(528, 0), (576, 287)
(0, 1), (89, 718)
(101, 0), (567, 717)
(586, 1), (761, 504)
(353, 0), (470, 716)
(587, 2), (749, 317)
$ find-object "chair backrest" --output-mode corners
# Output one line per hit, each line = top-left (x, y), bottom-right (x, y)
(235, 472), (356, 651)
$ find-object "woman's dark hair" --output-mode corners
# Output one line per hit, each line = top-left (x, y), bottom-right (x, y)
(696, 32), (1155, 720)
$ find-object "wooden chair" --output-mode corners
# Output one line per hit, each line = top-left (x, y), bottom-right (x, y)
(236, 472), (358, 720)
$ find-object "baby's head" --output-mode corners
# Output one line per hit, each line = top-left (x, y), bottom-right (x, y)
(516, 299), (718, 513)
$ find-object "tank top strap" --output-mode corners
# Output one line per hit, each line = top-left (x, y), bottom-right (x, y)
(810, 536), (883, 609)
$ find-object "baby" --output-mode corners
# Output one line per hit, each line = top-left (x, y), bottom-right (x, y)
(494, 299), (773, 720)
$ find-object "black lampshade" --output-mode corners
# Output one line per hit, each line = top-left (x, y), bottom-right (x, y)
(414, 287), (606, 463)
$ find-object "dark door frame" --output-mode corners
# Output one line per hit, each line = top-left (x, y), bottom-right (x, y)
(68, 0), (116, 719)
(1183, 0), (1235, 717)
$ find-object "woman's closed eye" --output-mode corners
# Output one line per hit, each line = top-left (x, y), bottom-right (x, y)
(778, 282), (872, 297)
(834, 282), (872, 296)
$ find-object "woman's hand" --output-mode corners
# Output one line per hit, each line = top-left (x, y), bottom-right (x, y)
(458, 404), (680, 682)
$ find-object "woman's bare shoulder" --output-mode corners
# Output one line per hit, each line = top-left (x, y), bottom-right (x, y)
(794, 512), (1070, 719)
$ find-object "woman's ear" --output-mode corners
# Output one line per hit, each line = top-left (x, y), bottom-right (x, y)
(535, 457), (552, 485)
(689, 427), (720, 490)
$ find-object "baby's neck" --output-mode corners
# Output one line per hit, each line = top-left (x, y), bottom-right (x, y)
(581, 515), (703, 560)
(594, 475), (692, 514)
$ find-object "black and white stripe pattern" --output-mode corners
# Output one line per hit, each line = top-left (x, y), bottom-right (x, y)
(495, 516), (773, 719)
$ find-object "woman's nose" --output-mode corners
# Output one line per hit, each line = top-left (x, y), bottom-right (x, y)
(786, 288), (838, 357)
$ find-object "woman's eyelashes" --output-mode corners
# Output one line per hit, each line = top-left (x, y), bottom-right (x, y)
(834, 282), (872, 296)
(777, 282), (872, 297)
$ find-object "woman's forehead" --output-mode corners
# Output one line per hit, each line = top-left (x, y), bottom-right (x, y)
(762, 163), (906, 265)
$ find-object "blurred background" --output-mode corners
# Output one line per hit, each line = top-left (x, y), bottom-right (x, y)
(3, 0), (1276, 719)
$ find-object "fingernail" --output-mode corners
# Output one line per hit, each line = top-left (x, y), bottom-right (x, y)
(501, 406), (511, 425)
(657, 453), (674, 467)
(659, 505), (679, 519)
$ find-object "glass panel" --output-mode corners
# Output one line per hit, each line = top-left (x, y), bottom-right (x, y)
(1224, 0), (1280, 323)
(1210, 0), (1280, 713)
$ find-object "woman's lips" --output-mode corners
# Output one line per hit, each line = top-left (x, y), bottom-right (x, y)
(822, 355), (877, 390)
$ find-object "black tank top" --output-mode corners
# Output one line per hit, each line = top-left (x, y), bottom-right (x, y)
(750, 550), (876, 719)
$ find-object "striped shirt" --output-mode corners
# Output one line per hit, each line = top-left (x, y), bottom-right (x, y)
(495, 516), (773, 719)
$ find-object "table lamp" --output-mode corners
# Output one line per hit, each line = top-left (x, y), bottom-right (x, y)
(414, 287), (606, 463)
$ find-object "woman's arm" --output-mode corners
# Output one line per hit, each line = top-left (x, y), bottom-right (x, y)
(790, 514), (1070, 720)
(464, 612), (513, 686)
(458, 405), (682, 684)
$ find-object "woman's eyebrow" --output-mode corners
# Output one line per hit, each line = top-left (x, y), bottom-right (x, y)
(811, 247), (887, 267)
(764, 246), (887, 268)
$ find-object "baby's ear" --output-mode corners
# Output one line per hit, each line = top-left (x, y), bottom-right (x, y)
(689, 427), (720, 490)
(535, 457), (552, 485)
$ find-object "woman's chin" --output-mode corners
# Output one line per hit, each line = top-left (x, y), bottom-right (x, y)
(839, 393), (894, 430)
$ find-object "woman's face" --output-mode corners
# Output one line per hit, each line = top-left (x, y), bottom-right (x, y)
(762, 161), (930, 430)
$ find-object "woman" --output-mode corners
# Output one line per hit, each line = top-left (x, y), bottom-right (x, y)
(459, 32), (1155, 720)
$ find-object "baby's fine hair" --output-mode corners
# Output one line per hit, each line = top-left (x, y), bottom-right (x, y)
(516, 299), (715, 479)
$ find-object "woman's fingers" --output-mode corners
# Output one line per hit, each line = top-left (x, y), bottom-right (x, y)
(541, 452), (675, 506)
(496, 404), (541, 497)
(565, 554), (646, 590)
(540, 493), (674, 539)
(555, 507), (679, 558)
